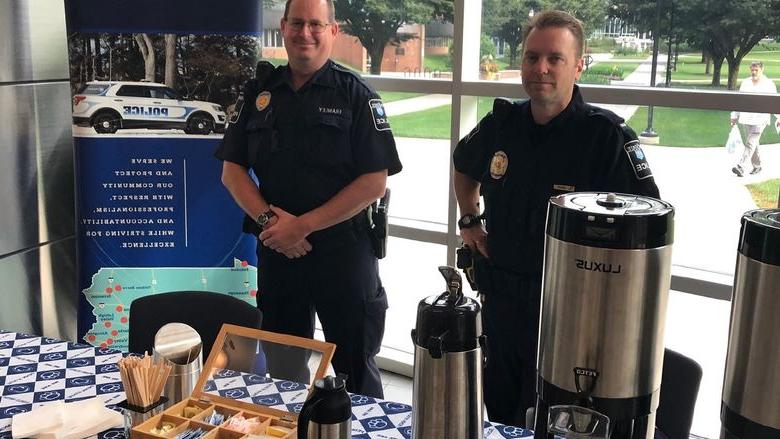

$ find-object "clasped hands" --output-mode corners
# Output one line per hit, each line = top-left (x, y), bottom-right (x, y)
(259, 205), (313, 259)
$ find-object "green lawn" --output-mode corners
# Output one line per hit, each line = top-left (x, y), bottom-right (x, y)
(388, 96), (496, 139)
(378, 91), (423, 103)
(424, 55), (450, 72)
(627, 107), (780, 147)
(747, 179), (780, 208)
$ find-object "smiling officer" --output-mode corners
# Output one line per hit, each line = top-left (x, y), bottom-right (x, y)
(453, 10), (660, 427)
(215, 0), (401, 398)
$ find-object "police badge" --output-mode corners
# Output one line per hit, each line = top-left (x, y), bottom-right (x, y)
(255, 91), (271, 112)
(490, 151), (509, 179)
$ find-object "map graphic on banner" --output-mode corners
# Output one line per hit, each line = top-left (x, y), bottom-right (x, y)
(82, 259), (257, 349)
(64, 0), (265, 351)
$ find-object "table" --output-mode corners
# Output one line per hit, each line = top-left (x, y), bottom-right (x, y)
(0, 331), (534, 438)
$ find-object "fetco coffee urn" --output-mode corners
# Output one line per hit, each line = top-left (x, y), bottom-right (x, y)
(411, 266), (486, 439)
(721, 209), (780, 439)
(534, 192), (674, 439)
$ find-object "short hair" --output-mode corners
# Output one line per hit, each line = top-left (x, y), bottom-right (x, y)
(283, 0), (336, 23)
(750, 61), (764, 68)
(523, 10), (585, 58)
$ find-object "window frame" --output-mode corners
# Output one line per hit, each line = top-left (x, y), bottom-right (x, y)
(360, 0), (780, 302)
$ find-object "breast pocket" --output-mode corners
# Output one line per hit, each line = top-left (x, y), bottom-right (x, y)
(304, 114), (352, 167)
(245, 115), (277, 170)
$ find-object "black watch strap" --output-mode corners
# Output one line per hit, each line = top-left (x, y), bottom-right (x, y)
(256, 210), (276, 230)
(458, 213), (482, 230)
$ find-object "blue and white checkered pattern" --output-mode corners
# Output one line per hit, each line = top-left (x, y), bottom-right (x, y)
(0, 331), (126, 439)
(205, 369), (534, 438)
(1, 332), (534, 438)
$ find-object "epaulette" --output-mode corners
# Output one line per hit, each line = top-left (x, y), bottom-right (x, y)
(492, 97), (514, 123)
(331, 61), (374, 92)
(584, 103), (624, 124)
(255, 60), (275, 83)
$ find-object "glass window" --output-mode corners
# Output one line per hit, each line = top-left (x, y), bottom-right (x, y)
(78, 83), (109, 95)
(606, 103), (780, 274)
(665, 290), (731, 439)
(116, 85), (150, 98)
(379, 237), (448, 353)
(380, 90), (452, 231)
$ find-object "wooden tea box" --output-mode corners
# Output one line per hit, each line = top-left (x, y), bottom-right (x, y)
(131, 324), (336, 439)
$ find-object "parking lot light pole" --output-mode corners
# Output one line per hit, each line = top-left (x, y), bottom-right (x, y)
(641, 0), (663, 141)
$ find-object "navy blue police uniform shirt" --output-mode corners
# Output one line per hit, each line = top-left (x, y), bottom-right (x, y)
(453, 85), (660, 276)
(216, 60), (402, 240)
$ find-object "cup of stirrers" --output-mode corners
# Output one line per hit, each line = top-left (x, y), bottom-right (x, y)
(118, 353), (172, 409)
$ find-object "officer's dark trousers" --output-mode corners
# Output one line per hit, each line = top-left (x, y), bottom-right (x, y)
(256, 229), (387, 398)
(481, 274), (542, 428)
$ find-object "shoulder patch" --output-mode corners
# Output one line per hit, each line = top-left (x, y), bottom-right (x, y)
(624, 140), (653, 180)
(369, 99), (391, 131)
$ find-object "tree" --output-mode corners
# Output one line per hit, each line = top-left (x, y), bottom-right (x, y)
(483, 0), (608, 68)
(134, 33), (155, 81)
(611, 0), (780, 89)
(164, 34), (177, 87)
(540, 0), (610, 37)
(334, 0), (454, 74)
(482, 0), (534, 68)
(699, 0), (780, 89)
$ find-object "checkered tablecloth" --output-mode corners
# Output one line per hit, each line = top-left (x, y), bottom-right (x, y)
(0, 331), (534, 438)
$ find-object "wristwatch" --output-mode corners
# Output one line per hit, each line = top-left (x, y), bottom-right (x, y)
(457, 213), (482, 230)
(255, 210), (276, 231)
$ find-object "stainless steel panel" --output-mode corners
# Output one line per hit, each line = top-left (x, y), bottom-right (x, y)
(306, 421), (351, 439)
(0, 82), (75, 256)
(0, 237), (77, 339)
(412, 346), (484, 439)
(0, 0), (69, 83)
(722, 255), (780, 430)
(538, 238), (672, 399)
(41, 237), (78, 341)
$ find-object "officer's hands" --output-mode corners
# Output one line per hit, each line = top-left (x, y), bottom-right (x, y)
(260, 205), (313, 258)
(460, 226), (489, 258)
(730, 117), (737, 127)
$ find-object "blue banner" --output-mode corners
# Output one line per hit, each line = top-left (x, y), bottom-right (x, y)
(67, 4), (264, 351)
(65, 0), (264, 35)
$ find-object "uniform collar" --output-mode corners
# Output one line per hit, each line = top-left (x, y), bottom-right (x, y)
(522, 85), (585, 142)
(268, 59), (337, 91)
(525, 85), (584, 131)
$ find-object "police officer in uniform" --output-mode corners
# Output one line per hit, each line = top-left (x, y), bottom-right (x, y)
(453, 10), (659, 426)
(215, 0), (401, 398)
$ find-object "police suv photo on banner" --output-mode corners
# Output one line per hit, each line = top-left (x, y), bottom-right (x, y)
(65, 0), (264, 351)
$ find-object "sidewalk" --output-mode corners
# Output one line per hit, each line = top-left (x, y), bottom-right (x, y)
(597, 54), (667, 120)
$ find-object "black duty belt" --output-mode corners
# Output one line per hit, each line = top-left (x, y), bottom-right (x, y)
(306, 212), (369, 247)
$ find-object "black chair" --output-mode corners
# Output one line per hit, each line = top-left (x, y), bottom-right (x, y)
(128, 291), (262, 357)
(656, 348), (703, 439)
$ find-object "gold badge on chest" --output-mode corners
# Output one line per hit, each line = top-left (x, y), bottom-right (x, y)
(490, 151), (509, 179)
(255, 91), (271, 111)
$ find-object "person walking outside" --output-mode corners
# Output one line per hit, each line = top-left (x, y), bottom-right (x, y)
(730, 61), (779, 177)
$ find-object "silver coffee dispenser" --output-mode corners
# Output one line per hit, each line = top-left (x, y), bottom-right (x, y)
(534, 192), (674, 439)
(721, 209), (780, 439)
(411, 266), (486, 439)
